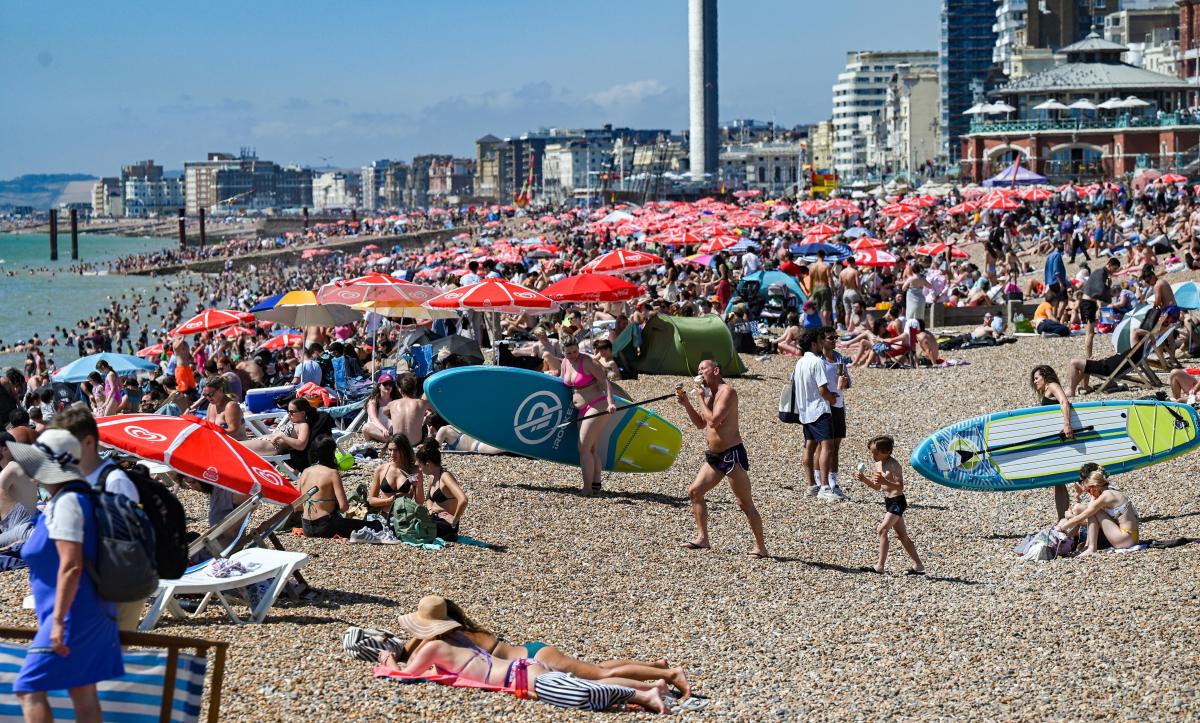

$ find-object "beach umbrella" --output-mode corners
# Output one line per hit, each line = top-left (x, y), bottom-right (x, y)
(168, 309), (256, 337)
(915, 242), (969, 259)
(542, 274), (642, 303)
(1033, 99), (1069, 112)
(843, 226), (871, 238)
(803, 223), (842, 237)
(1018, 187), (1053, 202)
(962, 102), (989, 116)
(581, 249), (663, 275)
(1161, 173), (1188, 184)
(95, 414), (299, 506)
(248, 292), (287, 314)
(984, 102), (1015, 114)
(359, 304), (457, 322)
(980, 193), (1021, 211)
(1171, 281), (1200, 310)
(848, 237), (887, 250)
(1068, 99), (1097, 112)
(254, 290), (363, 327)
(257, 333), (304, 351)
(424, 279), (558, 315)
(885, 213), (920, 234)
(315, 272), (439, 307)
(221, 326), (255, 339)
(135, 344), (168, 359)
(1097, 97), (1125, 111)
(853, 248), (898, 267)
(651, 229), (704, 246)
(698, 236), (740, 254)
(947, 201), (979, 215)
(788, 242), (852, 262)
(1121, 95), (1150, 108)
(1112, 304), (1153, 354)
(53, 353), (159, 383)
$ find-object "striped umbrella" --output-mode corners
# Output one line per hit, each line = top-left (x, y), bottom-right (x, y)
(168, 309), (256, 337)
(1112, 303), (1152, 354)
(424, 279), (558, 315)
(853, 248), (898, 267)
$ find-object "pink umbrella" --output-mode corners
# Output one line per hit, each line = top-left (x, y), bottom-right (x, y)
(168, 309), (256, 337)
(581, 249), (664, 275)
(424, 279), (558, 315)
(316, 272), (439, 307)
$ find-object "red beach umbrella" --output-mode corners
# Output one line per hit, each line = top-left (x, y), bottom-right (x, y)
(915, 242), (969, 259)
(698, 236), (740, 254)
(136, 344), (169, 358)
(257, 333), (304, 351)
(1161, 173), (1188, 184)
(580, 249), (664, 275)
(848, 237), (887, 250)
(168, 309), (256, 337)
(424, 279), (558, 315)
(885, 213), (920, 234)
(853, 249), (899, 267)
(316, 272), (439, 307)
(979, 193), (1021, 211)
(1018, 187), (1053, 202)
(946, 202), (979, 216)
(95, 414), (299, 505)
(221, 326), (255, 339)
(542, 274), (642, 303)
(652, 229), (704, 246)
(804, 223), (842, 237)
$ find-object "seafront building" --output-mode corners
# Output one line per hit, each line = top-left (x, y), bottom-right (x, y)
(832, 50), (938, 180)
(473, 135), (508, 202)
(881, 66), (942, 179)
(427, 157), (475, 205)
(360, 160), (390, 211)
(311, 171), (357, 211)
(939, 0), (998, 167)
(961, 33), (1199, 182)
(718, 142), (802, 196)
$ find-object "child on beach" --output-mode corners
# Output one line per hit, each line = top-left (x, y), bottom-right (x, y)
(856, 435), (925, 575)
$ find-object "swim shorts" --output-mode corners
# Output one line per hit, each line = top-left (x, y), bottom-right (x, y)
(831, 405), (847, 439)
(812, 285), (832, 313)
(705, 443), (750, 476)
(884, 494), (908, 517)
(802, 413), (833, 442)
(1078, 299), (1099, 324)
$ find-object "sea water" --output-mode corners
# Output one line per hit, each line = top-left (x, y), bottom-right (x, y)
(0, 232), (179, 369)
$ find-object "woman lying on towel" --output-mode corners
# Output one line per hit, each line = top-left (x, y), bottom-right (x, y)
(377, 596), (671, 713)
(424, 412), (503, 455)
(1055, 468), (1141, 556)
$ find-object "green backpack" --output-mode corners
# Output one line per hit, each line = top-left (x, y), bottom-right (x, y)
(389, 497), (438, 544)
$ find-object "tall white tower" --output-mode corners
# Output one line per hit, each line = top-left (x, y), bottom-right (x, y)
(688, 0), (718, 180)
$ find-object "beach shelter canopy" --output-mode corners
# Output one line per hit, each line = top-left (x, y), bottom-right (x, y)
(983, 161), (1048, 188)
(95, 414), (299, 506)
(613, 314), (747, 377)
(736, 270), (806, 303)
(53, 353), (159, 383)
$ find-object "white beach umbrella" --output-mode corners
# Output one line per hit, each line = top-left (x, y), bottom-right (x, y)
(1033, 99), (1069, 111)
(1097, 97), (1125, 110)
(987, 101), (1016, 114)
(1121, 95), (1151, 108)
(1068, 99), (1097, 111)
(963, 102), (989, 116)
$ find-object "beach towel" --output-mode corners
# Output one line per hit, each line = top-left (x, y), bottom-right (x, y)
(401, 535), (495, 551)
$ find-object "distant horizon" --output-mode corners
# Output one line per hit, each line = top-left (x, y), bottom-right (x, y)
(0, 0), (939, 177)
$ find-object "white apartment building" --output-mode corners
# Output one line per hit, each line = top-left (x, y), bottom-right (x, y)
(831, 50), (937, 180)
(312, 171), (354, 211)
(882, 66), (941, 179)
(124, 178), (184, 218)
(719, 142), (802, 196)
(993, 0), (1028, 77)
(541, 141), (611, 203)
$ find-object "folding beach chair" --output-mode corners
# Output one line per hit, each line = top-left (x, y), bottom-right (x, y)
(0, 626), (229, 722)
(1095, 323), (1178, 393)
(139, 547), (310, 631)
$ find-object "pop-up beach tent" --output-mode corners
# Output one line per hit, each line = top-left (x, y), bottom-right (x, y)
(615, 314), (747, 377)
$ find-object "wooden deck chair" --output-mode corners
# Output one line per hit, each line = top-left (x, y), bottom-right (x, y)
(0, 626), (229, 722)
(1144, 322), (1183, 372)
(1094, 324), (1176, 392)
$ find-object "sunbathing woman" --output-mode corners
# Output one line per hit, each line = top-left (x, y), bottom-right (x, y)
(773, 312), (803, 356)
(424, 412), (503, 455)
(368, 434), (423, 517)
(414, 443), (467, 542)
(295, 435), (368, 539)
(1055, 468), (1140, 556)
(361, 375), (398, 443)
(376, 596), (673, 712)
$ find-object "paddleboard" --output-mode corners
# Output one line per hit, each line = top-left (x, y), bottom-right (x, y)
(910, 400), (1200, 491)
(424, 367), (682, 473)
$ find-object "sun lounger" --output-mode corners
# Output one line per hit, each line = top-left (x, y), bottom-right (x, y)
(139, 547), (310, 631)
(0, 626), (229, 722)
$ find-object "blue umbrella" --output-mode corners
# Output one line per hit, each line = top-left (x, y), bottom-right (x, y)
(52, 353), (159, 383)
(1171, 281), (1200, 310)
(249, 292), (286, 314)
(271, 327), (302, 337)
(788, 242), (852, 262)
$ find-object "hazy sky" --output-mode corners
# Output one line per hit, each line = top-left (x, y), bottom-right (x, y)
(0, 0), (939, 177)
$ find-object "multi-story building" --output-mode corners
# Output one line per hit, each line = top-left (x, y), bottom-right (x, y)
(360, 160), (390, 211)
(718, 142), (802, 196)
(473, 135), (507, 202)
(808, 121), (835, 171)
(312, 171), (355, 211)
(121, 160), (163, 184)
(382, 162), (409, 210)
(1026, 0), (1119, 51)
(184, 153), (240, 215)
(90, 177), (123, 218)
(123, 178), (184, 218)
(405, 155), (445, 209)
(428, 157), (475, 202)
(1178, 0), (1200, 91)
(883, 66), (942, 179)
(940, 0), (998, 166)
(993, 0), (1028, 77)
(541, 141), (613, 203)
(277, 166), (313, 209)
(833, 50), (937, 179)
(503, 126), (670, 203)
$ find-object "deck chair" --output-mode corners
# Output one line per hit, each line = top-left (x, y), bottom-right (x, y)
(1095, 323), (1177, 392)
(139, 547), (310, 631)
(0, 626), (229, 722)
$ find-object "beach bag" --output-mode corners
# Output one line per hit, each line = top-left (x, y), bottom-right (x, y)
(99, 463), (189, 580)
(61, 481), (159, 602)
(389, 496), (438, 545)
(1016, 528), (1070, 562)
(778, 375), (800, 424)
(342, 626), (405, 663)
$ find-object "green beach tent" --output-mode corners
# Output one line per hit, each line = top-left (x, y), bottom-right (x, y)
(615, 314), (747, 377)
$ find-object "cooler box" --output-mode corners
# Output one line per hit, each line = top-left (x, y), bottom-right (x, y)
(246, 384), (297, 413)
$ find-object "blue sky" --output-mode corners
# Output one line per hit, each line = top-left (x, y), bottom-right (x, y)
(0, 0), (940, 177)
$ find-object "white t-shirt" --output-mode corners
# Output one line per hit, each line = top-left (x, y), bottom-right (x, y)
(45, 490), (86, 543)
(821, 352), (851, 409)
(793, 352), (831, 424)
(741, 251), (762, 273)
(87, 461), (140, 504)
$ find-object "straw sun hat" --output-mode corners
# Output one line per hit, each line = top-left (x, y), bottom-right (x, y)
(396, 595), (461, 638)
(7, 429), (83, 486)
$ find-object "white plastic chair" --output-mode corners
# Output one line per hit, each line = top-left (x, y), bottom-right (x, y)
(139, 547), (309, 631)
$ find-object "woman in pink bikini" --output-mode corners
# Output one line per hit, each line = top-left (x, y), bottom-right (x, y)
(559, 335), (615, 495)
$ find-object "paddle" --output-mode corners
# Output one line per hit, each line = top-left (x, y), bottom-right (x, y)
(955, 425), (1096, 464)
(553, 392), (680, 428)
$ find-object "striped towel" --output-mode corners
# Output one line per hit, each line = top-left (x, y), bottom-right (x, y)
(0, 643), (207, 722)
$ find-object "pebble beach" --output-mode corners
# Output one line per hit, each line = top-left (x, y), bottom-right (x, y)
(4, 331), (1198, 720)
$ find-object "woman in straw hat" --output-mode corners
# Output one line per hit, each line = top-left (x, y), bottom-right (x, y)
(7, 429), (124, 722)
(377, 595), (671, 713)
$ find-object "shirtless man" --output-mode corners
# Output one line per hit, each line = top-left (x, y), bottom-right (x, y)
(675, 359), (769, 559)
(838, 257), (862, 328)
(202, 376), (246, 439)
(385, 372), (430, 444)
(809, 250), (834, 326)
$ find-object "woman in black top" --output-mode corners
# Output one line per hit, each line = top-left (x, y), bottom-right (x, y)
(415, 442), (467, 542)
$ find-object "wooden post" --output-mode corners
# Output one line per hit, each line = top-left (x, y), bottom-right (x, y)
(302, 206), (309, 230)
(48, 209), (58, 261)
(177, 208), (186, 249)
(351, 208), (358, 224)
(198, 207), (207, 248)
(69, 208), (79, 260)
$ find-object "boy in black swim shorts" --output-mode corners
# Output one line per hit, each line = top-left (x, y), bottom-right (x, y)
(856, 436), (924, 575)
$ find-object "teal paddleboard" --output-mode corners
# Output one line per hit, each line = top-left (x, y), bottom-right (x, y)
(424, 367), (682, 473)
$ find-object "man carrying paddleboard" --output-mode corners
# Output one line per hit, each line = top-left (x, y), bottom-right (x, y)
(676, 359), (770, 559)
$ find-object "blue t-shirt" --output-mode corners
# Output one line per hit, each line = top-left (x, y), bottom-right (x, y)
(295, 359), (322, 385)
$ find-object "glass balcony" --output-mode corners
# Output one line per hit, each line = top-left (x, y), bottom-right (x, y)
(967, 112), (1200, 134)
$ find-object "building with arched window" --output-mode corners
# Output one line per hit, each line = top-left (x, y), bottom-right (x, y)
(961, 33), (1200, 182)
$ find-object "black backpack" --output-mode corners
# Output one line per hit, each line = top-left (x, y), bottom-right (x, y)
(99, 462), (189, 580)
